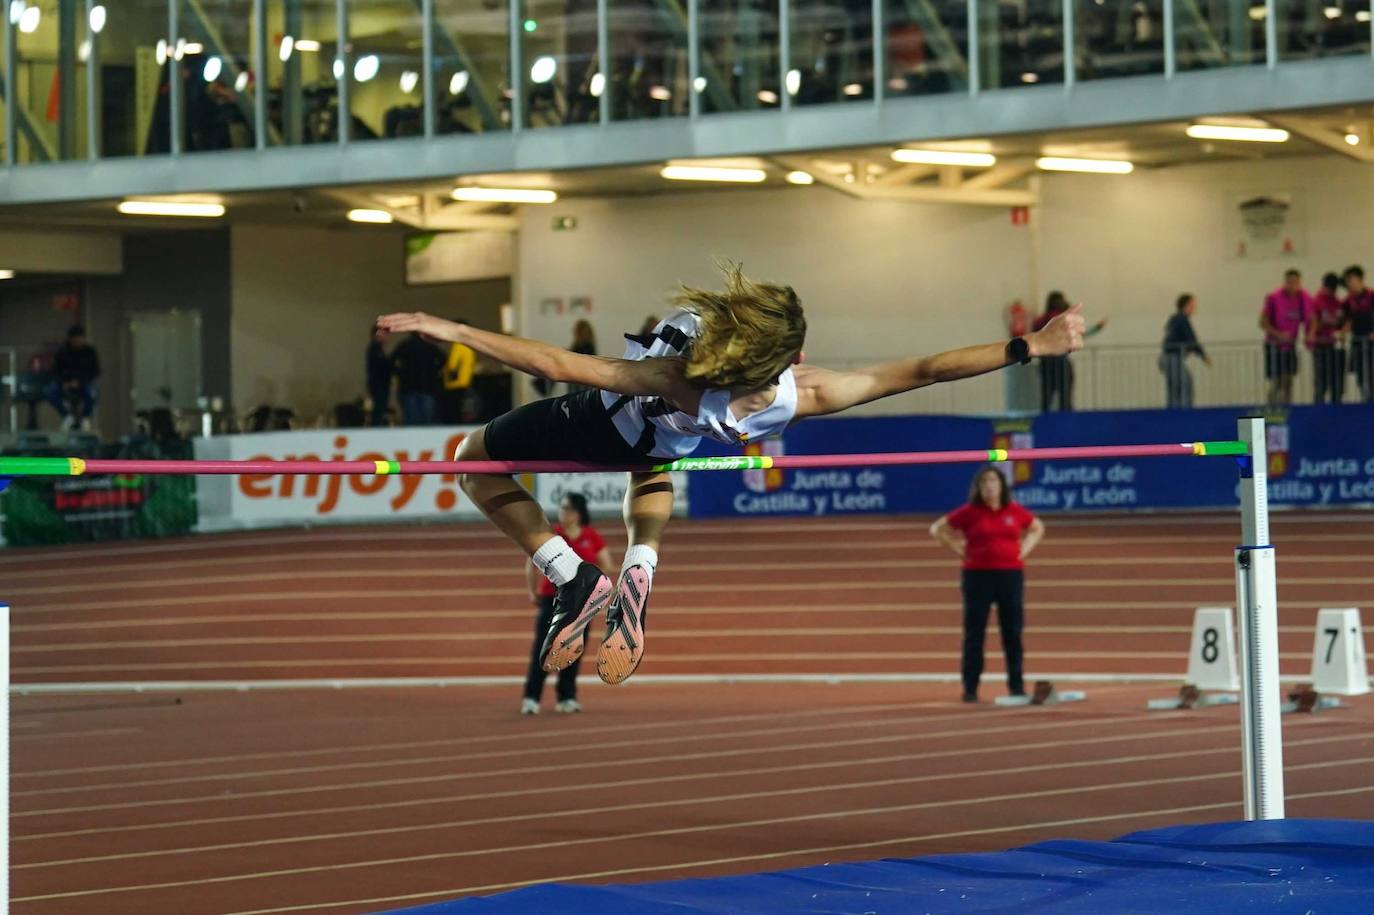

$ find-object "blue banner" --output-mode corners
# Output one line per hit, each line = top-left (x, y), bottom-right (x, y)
(687, 405), (1371, 518)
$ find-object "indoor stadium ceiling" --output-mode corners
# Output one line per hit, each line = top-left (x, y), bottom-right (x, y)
(1, 103), (1370, 233)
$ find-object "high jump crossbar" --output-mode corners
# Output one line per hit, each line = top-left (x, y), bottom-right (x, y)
(0, 441), (1247, 478)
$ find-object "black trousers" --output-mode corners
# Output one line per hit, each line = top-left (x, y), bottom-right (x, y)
(961, 569), (1025, 696)
(1312, 345), (1346, 405)
(523, 595), (583, 702)
(1039, 357), (1073, 412)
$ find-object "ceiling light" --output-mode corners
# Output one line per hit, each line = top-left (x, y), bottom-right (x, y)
(279, 35), (294, 61)
(661, 165), (767, 183)
(785, 171), (814, 185)
(1248, 4), (1266, 18)
(451, 187), (557, 204)
(530, 55), (557, 84)
(173, 38), (186, 60)
(78, 38), (90, 62)
(785, 69), (801, 96)
(0, 270), (14, 280)
(589, 72), (604, 98)
(1358, 10), (1371, 20)
(1020, 72), (1038, 83)
(88, 4), (106, 33)
(234, 71), (250, 92)
(1186, 123), (1288, 142)
(156, 39), (168, 65)
(353, 54), (380, 82)
(1323, 5), (1341, 17)
(449, 70), (469, 95)
(347, 209), (394, 225)
(1345, 133), (1360, 146)
(17, 4), (38, 32)
(399, 70), (419, 94)
(693, 76), (707, 92)
(7, 2), (21, 26)
(892, 149), (997, 167)
(183, 42), (204, 55)
(294, 39), (320, 52)
(648, 85), (671, 101)
(332, 58), (344, 79)
(843, 172), (855, 183)
(842, 82), (863, 96)
(203, 57), (222, 82)
(117, 200), (226, 218)
(757, 89), (779, 104)
(1036, 156), (1134, 174)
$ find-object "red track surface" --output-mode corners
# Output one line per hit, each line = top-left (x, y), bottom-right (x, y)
(5, 511), (1374, 914)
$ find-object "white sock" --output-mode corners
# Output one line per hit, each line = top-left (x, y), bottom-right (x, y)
(532, 536), (582, 587)
(621, 544), (659, 587)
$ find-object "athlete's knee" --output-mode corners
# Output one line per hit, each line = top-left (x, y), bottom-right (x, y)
(457, 426), (492, 495)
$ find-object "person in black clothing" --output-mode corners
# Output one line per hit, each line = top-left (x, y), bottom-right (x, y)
(1034, 292), (1106, 412)
(45, 325), (101, 430)
(566, 319), (598, 394)
(366, 327), (394, 426)
(391, 332), (445, 425)
(1345, 265), (1374, 403)
(1159, 293), (1210, 409)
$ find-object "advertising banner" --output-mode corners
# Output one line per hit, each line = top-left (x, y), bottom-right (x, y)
(194, 427), (484, 530)
(688, 405), (1372, 518)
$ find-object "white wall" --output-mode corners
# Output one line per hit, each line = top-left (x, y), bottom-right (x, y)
(518, 154), (1374, 412)
(230, 224), (507, 420)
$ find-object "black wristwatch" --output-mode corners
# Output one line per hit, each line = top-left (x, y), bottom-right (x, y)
(1005, 337), (1032, 365)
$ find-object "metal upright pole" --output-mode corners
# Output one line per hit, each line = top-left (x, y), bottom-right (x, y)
(1235, 416), (1284, 820)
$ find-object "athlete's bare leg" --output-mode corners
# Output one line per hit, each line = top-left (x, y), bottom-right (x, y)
(623, 471), (674, 549)
(456, 426), (554, 557)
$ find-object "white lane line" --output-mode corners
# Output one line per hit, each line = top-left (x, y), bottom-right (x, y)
(10, 700), (924, 780)
(12, 728), (141, 742)
(215, 782), (1374, 915)
(17, 759), (1371, 903)
(13, 710), (1171, 816)
(12, 704), (1077, 798)
(18, 731), (1364, 869)
(10, 707), (1215, 842)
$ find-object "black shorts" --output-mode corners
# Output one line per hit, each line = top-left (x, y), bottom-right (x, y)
(1264, 344), (1297, 379)
(482, 388), (657, 466)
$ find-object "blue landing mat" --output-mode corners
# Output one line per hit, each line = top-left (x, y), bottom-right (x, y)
(384, 819), (1374, 914)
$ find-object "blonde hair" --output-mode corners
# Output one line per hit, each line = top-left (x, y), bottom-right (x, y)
(673, 262), (806, 390)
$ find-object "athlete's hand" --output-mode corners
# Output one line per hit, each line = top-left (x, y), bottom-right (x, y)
(376, 311), (450, 340)
(1030, 303), (1086, 357)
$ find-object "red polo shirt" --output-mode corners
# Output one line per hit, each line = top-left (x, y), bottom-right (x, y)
(535, 524), (606, 597)
(946, 502), (1035, 570)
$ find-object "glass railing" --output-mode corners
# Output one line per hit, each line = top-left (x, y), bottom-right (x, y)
(1, 0), (1370, 165)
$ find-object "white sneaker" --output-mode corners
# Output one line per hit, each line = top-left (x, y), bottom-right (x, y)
(520, 698), (539, 715)
(554, 699), (582, 714)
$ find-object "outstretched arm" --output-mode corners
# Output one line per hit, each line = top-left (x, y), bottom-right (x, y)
(795, 304), (1086, 418)
(376, 312), (696, 405)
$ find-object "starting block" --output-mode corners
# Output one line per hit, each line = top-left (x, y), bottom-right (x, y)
(1281, 683), (1345, 714)
(1147, 683), (1240, 710)
(994, 680), (1086, 707)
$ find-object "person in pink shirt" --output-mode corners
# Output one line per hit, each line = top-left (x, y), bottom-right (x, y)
(1345, 265), (1374, 402)
(1306, 273), (1347, 404)
(1260, 269), (1311, 406)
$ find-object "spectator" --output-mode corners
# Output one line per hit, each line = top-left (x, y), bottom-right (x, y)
(440, 320), (477, 424)
(391, 332), (445, 425)
(521, 492), (613, 715)
(1308, 272), (1347, 405)
(45, 324), (100, 431)
(1345, 265), (1374, 402)
(1260, 268), (1310, 406)
(366, 326), (393, 426)
(1035, 291), (1106, 412)
(930, 466), (1045, 703)
(566, 320), (598, 394)
(1159, 293), (1210, 409)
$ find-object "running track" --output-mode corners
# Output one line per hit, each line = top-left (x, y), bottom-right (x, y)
(5, 511), (1373, 913)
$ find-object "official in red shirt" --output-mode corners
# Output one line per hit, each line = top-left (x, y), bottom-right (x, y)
(522, 492), (613, 715)
(930, 466), (1046, 703)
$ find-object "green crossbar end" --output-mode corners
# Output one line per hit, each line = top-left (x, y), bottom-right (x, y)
(0, 457), (84, 476)
(651, 455), (771, 472)
(1196, 441), (1249, 457)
